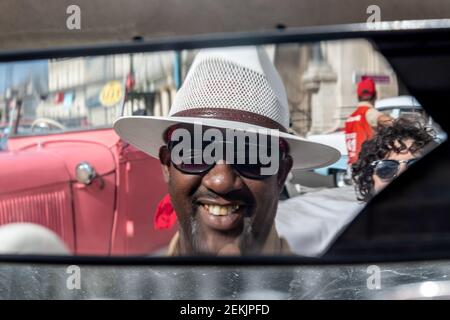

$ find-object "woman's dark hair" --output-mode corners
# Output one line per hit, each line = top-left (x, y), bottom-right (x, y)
(352, 118), (437, 202)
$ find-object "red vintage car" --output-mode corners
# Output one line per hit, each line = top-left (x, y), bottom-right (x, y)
(0, 109), (176, 255)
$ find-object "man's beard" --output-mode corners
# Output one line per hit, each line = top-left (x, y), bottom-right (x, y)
(187, 215), (254, 255)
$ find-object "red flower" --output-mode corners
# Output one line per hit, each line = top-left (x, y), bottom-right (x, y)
(154, 194), (177, 230)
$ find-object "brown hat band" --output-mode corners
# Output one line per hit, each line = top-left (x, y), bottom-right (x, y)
(171, 108), (288, 133)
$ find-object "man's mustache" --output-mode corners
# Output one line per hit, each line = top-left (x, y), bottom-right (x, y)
(191, 189), (255, 213)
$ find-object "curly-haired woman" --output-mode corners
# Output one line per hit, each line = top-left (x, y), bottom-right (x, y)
(352, 118), (438, 202)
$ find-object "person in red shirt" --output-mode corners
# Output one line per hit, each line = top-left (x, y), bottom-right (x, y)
(345, 78), (392, 165)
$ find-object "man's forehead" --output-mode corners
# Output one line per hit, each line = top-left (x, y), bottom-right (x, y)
(165, 123), (282, 145)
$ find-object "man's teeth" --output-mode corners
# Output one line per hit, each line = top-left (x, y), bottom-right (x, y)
(203, 204), (240, 216)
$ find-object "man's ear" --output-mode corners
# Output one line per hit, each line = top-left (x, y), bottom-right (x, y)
(277, 155), (293, 191)
(159, 146), (171, 183)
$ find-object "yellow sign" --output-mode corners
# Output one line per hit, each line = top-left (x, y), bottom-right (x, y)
(99, 81), (123, 107)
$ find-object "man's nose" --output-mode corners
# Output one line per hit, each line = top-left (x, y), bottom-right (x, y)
(202, 161), (244, 194)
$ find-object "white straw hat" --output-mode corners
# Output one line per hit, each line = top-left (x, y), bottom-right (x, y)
(114, 46), (340, 170)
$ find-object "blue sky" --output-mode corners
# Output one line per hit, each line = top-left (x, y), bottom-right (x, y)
(0, 60), (48, 96)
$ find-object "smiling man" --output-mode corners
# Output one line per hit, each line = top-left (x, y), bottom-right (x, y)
(114, 46), (339, 256)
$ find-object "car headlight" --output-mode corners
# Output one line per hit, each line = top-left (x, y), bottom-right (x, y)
(75, 161), (97, 185)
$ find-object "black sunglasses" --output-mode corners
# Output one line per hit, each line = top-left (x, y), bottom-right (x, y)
(371, 158), (419, 181)
(167, 139), (289, 180)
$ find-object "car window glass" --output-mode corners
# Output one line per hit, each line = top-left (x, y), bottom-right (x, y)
(0, 38), (445, 258)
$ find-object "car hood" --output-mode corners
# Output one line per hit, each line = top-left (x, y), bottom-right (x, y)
(0, 140), (115, 195)
(307, 132), (347, 155)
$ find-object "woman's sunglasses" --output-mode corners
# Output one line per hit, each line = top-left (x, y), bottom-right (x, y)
(371, 158), (419, 181)
(167, 139), (289, 180)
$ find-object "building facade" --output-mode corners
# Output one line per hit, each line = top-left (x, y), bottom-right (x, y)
(275, 39), (399, 136)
